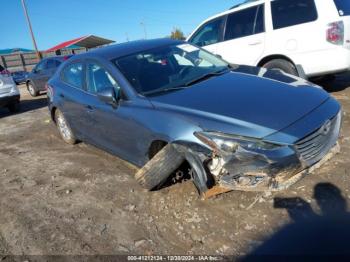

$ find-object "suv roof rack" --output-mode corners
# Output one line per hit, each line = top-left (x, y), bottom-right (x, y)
(229, 0), (260, 10)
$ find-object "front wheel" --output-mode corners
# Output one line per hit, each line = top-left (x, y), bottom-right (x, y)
(27, 82), (38, 97)
(263, 59), (298, 77)
(55, 109), (77, 145)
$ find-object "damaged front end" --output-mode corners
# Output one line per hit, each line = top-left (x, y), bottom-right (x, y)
(174, 111), (342, 198)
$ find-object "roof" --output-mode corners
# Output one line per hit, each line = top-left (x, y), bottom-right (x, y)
(0, 48), (33, 55)
(81, 38), (184, 60)
(46, 35), (115, 52)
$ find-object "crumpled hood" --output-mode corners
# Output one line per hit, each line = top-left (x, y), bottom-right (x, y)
(149, 71), (330, 139)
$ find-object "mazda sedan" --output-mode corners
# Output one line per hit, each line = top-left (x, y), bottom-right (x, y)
(47, 39), (341, 196)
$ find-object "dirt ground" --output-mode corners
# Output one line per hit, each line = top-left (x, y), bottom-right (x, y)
(0, 74), (349, 257)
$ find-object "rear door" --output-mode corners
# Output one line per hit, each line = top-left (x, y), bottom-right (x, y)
(266, 0), (320, 72)
(215, 4), (266, 65)
(59, 61), (89, 138)
(188, 16), (225, 55)
(31, 60), (47, 89)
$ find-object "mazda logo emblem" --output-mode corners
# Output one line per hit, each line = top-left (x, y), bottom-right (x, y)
(321, 120), (332, 136)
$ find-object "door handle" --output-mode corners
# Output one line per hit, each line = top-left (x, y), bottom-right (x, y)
(86, 105), (94, 112)
(59, 93), (65, 98)
(249, 41), (262, 46)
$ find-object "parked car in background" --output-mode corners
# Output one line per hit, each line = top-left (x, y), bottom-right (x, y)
(12, 71), (28, 85)
(47, 39), (341, 195)
(26, 56), (71, 97)
(0, 64), (20, 113)
(187, 0), (350, 79)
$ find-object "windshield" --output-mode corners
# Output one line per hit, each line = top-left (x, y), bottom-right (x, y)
(114, 43), (228, 96)
(334, 0), (350, 16)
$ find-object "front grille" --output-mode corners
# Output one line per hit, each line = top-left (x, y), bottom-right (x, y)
(295, 111), (341, 166)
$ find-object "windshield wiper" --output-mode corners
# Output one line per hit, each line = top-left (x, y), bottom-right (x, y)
(143, 68), (230, 96)
(143, 86), (188, 96)
(183, 68), (229, 87)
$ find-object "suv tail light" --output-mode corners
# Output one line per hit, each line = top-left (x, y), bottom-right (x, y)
(327, 21), (344, 45)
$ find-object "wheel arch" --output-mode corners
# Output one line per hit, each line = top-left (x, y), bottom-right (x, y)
(50, 106), (57, 123)
(257, 54), (296, 68)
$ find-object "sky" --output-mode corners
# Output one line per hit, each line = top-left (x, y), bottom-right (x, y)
(1, 0), (243, 51)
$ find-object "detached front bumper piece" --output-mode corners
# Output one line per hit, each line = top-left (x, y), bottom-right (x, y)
(203, 143), (340, 198)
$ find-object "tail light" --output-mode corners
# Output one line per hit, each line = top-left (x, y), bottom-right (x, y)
(0, 69), (11, 77)
(327, 21), (344, 45)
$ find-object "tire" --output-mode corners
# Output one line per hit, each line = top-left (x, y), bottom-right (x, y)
(135, 144), (185, 190)
(7, 102), (20, 113)
(27, 82), (38, 97)
(55, 109), (77, 145)
(262, 59), (298, 76)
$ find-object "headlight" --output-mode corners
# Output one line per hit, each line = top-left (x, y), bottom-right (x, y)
(194, 131), (282, 154)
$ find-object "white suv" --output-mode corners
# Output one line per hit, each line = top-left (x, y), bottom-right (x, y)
(187, 0), (350, 79)
(0, 65), (20, 113)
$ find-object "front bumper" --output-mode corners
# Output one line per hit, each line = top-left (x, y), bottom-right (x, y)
(0, 94), (20, 108)
(176, 109), (342, 198)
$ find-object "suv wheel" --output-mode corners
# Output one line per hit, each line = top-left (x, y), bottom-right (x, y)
(55, 109), (76, 145)
(262, 59), (298, 76)
(8, 102), (20, 113)
(27, 82), (38, 97)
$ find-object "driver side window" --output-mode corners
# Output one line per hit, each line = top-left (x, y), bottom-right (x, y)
(86, 63), (120, 94)
(35, 60), (47, 72)
(189, 17), (224, 47)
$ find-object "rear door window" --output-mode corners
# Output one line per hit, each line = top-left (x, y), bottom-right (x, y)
(189, 17), (224, 47)
(61, 62), (84, 89)
(35, 60), (47, 72)
(224, 4), (265, 41)
(47, 59), (57, 69)
(271, 0), (318, 30)
(334, 0), (350, 16)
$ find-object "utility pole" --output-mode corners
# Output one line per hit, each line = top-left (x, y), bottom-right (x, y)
(140, 21), (147, 39)
(125, 32), (130, 42)
(21, 0), (42, 60)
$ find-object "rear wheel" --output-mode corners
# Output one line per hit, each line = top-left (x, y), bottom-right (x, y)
(55, 109), (76, 145)
(7, 102), (20, 113)
(27, 82), (38, 97)
(263, 59), (298, 76)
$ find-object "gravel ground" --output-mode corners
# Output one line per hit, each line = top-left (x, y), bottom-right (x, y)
(0, 74), (349, 256)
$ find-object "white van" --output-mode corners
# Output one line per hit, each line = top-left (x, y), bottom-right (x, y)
(187, 0), (350, 79)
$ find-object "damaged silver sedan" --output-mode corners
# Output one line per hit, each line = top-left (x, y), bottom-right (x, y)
(48, 39), (342, 198)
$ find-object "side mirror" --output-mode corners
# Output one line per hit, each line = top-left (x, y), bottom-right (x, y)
(97, 87), (120, 107)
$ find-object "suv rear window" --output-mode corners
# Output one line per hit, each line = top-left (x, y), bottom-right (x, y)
(271, 0), (318, 30)
(334, 0), (350, 16)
